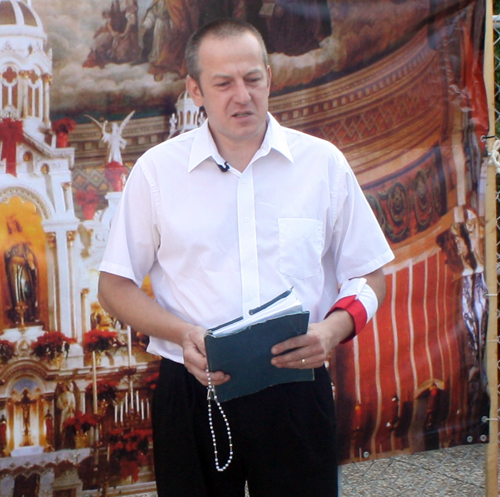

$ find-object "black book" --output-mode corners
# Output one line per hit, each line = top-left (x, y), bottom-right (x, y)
(205, 289), (315, 402)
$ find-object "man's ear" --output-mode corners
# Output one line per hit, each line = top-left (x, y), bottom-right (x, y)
(186, 76), (204, 107)
(266, 65), (272, 93)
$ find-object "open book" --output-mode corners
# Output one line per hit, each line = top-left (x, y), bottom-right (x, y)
(205, 289), (314, 402)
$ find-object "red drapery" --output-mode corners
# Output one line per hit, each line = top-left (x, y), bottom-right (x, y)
(0, 118), (23, 176)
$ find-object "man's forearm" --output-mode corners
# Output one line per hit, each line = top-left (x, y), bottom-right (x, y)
(97, 271), (193, 346)
(364, 268), (387, 308)
(326, 267), (387, 343)
(98, 272), (230, 386)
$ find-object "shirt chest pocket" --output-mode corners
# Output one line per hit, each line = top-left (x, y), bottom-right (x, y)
(278, 218), (323, 280)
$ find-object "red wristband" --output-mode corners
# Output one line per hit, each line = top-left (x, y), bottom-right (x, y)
(325, 295), (368, 343)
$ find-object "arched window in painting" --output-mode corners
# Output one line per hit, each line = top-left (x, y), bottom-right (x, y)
(1, 66), (19, 112)
(13, 474), (40, 497)
(25, 70), (42, 119)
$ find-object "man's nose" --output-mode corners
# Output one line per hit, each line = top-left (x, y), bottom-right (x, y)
(233, 80), (251, 103)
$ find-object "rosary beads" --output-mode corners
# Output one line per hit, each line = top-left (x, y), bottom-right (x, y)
(206, 369), (234, 472)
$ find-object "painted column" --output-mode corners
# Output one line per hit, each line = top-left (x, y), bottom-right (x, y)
(42, 74), (51, 126)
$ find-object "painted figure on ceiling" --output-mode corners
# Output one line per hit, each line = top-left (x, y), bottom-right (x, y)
(83, 0), (141, 68)
(141, 0), (200, 80)
(259, 0), (332, 56)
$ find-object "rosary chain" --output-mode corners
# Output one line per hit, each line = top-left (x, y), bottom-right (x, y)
(206, 369), (234, 472)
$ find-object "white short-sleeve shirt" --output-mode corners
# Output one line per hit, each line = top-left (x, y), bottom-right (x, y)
(100, 114), (394, 363)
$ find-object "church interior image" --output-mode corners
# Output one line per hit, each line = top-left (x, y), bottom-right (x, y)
(0, 0), (491, 496)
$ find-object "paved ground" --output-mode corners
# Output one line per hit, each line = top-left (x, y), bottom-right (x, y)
(125, 443), (493, 496)
(243, 444), (492, 496)
(340, 444), (491, 496)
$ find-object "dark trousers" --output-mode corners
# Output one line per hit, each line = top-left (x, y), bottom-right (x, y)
(152, 358), (338, 497)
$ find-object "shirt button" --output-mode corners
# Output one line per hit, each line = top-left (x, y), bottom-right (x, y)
(246, 255), (252, 261)
(242, 179), (248, 184)
(243, 217), (250, 223)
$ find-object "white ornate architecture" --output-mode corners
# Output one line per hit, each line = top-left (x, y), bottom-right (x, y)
(0, 2), (93, 496)
(0, 0), (80, 337)
(0, 3), (162, 495)
(0, 0), (51, 133)
(168, 90), (205, 139)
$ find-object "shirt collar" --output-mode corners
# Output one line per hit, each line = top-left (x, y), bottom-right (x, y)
(188, 113), (293, 172)
(188, 119), (217, 172)
(258, 113), (294, 164)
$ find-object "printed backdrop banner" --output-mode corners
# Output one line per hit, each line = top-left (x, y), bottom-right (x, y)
(0, 0), (490, 494)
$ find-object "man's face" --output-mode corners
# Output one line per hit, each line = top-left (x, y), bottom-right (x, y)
(187, 32), (271, 153)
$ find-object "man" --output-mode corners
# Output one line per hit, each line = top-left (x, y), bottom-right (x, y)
(98, 18), (394, 497)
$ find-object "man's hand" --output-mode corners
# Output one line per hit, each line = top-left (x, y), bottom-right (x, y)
(270, 310), (354, 369)
(271, 269), (387, 369)
(98, 273), (230, 387)
(182, 325), (230, 386)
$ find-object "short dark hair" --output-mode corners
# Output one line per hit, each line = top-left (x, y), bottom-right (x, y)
(185, 18), (269, 83)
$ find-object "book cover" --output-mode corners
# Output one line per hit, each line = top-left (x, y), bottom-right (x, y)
(205, 306), (314, 402)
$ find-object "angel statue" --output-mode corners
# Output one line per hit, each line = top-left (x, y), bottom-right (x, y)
(85, 110), (135, 165)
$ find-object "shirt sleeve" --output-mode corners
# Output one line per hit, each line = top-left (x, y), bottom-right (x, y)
(99, 160), (160, 287)
(328, 156), (394, 283)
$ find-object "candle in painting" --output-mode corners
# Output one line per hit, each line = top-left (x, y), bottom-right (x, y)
(127, 326), (132, 366)
(92, 351), (98, 413)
